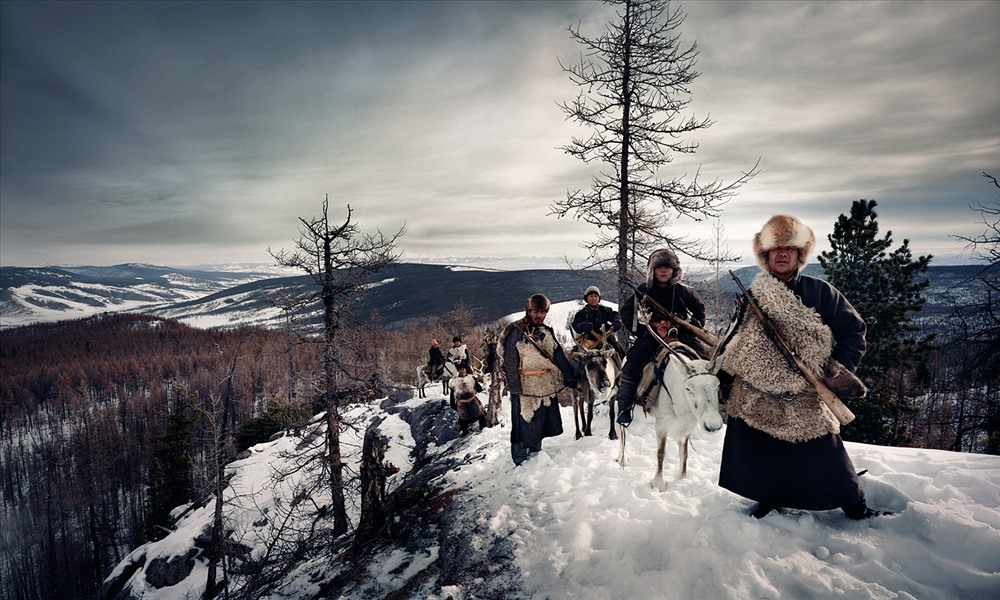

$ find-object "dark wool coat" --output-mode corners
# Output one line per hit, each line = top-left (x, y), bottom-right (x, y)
(428, 346), (445, 367)
(571, 304), (623, 335)
(718, 271), (867, 512)
(619, 282), (707, 380)
(500, 317), (575, 465)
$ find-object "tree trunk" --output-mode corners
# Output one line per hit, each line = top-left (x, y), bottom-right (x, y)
(485, 362), (503, 427)
(352, 425), (395, 554)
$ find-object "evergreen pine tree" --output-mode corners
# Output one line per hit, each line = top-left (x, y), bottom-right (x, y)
(145, 384), (198, 540)
(819, 199), (933, 446)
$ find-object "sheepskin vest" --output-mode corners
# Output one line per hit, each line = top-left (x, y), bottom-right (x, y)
(722, 274), (840, 442)
(513, 327), (564, 422)
(450, 375), (478, 400)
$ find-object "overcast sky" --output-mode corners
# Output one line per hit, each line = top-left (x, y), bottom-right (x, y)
(1, 0), (997, 270)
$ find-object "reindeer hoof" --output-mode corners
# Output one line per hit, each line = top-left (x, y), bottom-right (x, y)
(650, 477), (667, 492)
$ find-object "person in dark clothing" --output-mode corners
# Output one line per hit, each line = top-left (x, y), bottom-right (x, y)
(571, 285), (625, 363)
(427, 339), (446, 379)
(716, 214), (887, 520)
(616, 249), (707, 426)
(572, 286), (624, 339)
(499, 293), (576, 465)
(449, 364), (486, 436)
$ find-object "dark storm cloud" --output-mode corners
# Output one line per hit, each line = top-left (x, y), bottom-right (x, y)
(1, 1), (997, 268)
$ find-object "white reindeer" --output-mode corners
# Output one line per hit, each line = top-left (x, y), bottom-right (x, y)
(616, 342), (723, 492)
(415, 362), (456, 398)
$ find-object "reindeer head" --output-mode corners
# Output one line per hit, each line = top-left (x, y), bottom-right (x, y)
(665, 344), (723, 433)
(572, 347), (616, 394)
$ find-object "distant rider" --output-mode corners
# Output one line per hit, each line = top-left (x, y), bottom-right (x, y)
(427, 339), (446, 379)
(616, 249), (706, 426)
(447, 335), (473, 373)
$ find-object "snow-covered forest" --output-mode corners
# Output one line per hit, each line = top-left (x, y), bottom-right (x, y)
(91, 301), (1000, 600)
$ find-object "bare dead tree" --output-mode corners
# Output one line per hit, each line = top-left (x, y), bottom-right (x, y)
(270, 197), (403, 536)
(944, 172), (1000, 452)
(352, 423), (397, 556)
(552, 0), (758, 309)
(204, 338), (243, 600)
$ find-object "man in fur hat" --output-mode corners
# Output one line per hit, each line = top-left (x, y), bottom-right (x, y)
(616, 249), (707, 426)
(717, 214), (886, 520)
(447, 335), (473, 373)
(499, 293), (577, 465)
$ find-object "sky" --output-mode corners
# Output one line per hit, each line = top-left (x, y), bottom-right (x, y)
(1, 0), (998, 270)
(103, 300), (1000, 599)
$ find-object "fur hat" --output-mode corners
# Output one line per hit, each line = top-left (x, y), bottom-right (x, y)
(525, 293), (551, 312)
(452, 335), (462, 343)
(584, 285), (601, 299)
(753, 214), (815, 271)
(646, 248), (682, 287)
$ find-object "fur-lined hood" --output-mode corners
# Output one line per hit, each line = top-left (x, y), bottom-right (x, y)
(753, 215), (816, 272)
(646, 248), (683, 287)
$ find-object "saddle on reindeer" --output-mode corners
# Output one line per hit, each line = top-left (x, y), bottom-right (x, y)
(612, 296), (725, 488)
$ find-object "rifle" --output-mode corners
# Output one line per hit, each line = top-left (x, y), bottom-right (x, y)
(728, 271), (856, 425)
(627, 281), (718, 347)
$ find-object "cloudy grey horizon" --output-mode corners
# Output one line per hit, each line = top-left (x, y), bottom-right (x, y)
(1, 0), (997, 271)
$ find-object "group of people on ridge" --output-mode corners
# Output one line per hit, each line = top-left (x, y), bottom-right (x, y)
(489, 213), (887, 521)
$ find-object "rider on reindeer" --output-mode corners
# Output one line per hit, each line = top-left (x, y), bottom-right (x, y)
(571, 286), (625, 352)
(615, 249), (707, 427)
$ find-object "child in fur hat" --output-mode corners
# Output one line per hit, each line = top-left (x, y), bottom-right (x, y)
(616, 248), (707, 426)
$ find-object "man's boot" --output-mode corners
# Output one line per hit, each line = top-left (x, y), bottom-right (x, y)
(616, 376), (638, 426)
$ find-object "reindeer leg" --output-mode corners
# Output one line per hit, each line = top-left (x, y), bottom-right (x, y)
(574, 396), (583, 440)
(608, 393), (618, 440)
(585, 387), (594, 437)
(608, 376), (619, 441)
(678, 436), (689, 479)
(616, 426), (628, 468)
(651, 432), (668, 492)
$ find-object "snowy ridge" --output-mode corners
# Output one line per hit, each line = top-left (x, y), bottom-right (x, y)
(98, 301), (1000, 600)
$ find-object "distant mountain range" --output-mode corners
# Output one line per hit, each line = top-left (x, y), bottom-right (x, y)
(1, 262), (992, 333)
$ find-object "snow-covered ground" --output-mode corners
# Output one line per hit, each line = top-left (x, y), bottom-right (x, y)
(101, 301), (1000, 600)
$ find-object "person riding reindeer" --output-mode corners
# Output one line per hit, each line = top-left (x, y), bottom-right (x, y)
(616, 249), (707, 427)
(426, 338), (446, 380)
(447, 335), (473, 373)
(571, 286), (625, 358)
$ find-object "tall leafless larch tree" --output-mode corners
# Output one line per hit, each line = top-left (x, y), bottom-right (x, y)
(270, 197), (403, 536)
(552, 0), (758, 308)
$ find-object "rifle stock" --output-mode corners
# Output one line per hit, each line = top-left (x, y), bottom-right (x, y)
(728, 271), (856, 426)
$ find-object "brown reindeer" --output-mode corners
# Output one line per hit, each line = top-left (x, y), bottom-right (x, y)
(568, 345), (619, 440)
